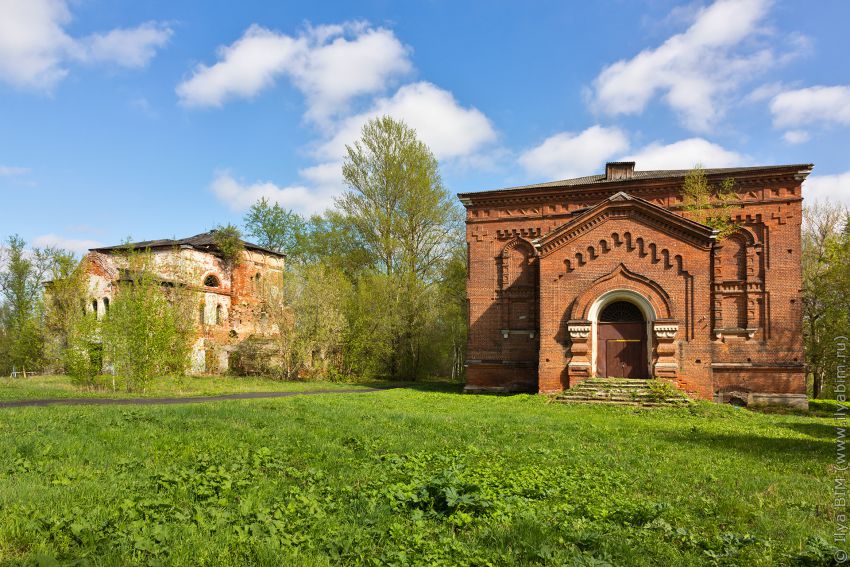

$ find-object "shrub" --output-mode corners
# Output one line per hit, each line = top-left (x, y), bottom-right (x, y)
(63, 313), (101, 388)
(101, 250), (194, 391)
(213, 225), (244, 268)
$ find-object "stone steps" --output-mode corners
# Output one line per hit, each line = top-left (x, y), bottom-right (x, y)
(552, 378), (692, 407)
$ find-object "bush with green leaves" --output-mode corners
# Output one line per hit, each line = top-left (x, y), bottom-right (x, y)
(212, 224), (244, 268)
(100, 250), (194, 391)
(62, 312), (101, 388)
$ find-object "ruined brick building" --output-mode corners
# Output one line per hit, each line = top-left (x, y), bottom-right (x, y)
(459, 162), (812, 408)
(82, 231), (285, 373)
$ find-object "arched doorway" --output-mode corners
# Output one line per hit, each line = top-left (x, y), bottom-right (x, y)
(596, 300), (648, 378)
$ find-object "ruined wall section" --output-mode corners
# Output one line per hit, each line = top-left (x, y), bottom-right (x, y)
(81, 246), (285, 374)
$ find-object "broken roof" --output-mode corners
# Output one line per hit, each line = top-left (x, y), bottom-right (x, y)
(90, 230), (286, 258)
(457, 163), (814, 201)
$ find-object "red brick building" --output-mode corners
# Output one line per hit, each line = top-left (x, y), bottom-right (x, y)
(459, 162), (812, 408)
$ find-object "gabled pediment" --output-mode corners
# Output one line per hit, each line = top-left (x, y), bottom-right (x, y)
(533, 192), (716, 257)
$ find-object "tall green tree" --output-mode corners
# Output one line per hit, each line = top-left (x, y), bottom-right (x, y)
(338, 115), (461, 378)
(42, 250), (88, 372)
(339, 115), (458, 278)
(244, 197), (306, 257)
(802, 202), (850, 398)
(0, 235), (59, 374)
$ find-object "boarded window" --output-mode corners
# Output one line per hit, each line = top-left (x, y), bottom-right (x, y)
(724, 237), (747, 281)
(722, 295), (747, 328)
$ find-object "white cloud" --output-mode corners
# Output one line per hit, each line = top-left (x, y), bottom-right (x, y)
(210, 170), (333, 215)
(518, 126), (629, 180)
(176, 22), (411, 121)
(209, 80), (498, 216)
(294, 24), (413, 122)
(622, 138), (750, 169)
(804, 172), (850, 207)
(783, 130), (810, 144)
(770, 85), (850, 130)
(0, 0), (73, 89)
(176, 25), (304, 108)
(519, 130), (750, 180)
(316, 82), (497, 161)
(0, 164), (29, 176)
(0, 0), (171, 90)
(33, 233), (102, 254)
(78, 22), (172, 68)
(589, 0), (793, 132)
(744, 81), (787, 103)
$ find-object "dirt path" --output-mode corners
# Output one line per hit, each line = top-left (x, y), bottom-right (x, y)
(0, 388), (389, 409)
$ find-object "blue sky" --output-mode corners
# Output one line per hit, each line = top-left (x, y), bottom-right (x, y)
(1, 0), (849, 253)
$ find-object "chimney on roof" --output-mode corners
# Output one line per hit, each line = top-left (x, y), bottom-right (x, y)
(605, 161), (635, 181)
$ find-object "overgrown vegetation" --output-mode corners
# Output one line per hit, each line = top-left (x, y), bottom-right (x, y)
(0, 235), (70, 376)
(212, 224), (245, 268)
(99, 250), (195, 391)
(243, 197), (306, 257)
(0, 390), (836, 565)
(242, 116), (466, 381)
(681, 165), (739, 239)
(802, 201), (850, 398)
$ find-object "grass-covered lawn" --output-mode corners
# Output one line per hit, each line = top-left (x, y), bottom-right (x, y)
(0, 374), (374, 402)
(0, 387), (837, 565)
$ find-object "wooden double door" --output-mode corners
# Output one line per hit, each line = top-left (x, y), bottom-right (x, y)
(596, 322), (648, 379)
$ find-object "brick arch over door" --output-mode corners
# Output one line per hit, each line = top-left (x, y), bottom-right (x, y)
(571, 263), (673, 321)
(589, 291), (654, 379)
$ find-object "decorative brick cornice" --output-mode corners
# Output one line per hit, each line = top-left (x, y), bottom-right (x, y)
(534, 193), (716, 257)
(458, 166), (812, 210)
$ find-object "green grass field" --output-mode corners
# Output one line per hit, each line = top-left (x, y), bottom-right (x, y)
(0, 383), (838, 565)
(0, 375), (372, 402)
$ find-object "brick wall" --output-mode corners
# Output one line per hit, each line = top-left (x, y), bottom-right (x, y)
(462, 166), (810, 404)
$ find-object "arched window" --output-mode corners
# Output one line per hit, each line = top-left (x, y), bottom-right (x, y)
(91, 299), (98, 316)
(103, 298), (110, 312)
(204, 274), (220, 288)
(214, 304), (222, 325)
(599, 301), (644, 323)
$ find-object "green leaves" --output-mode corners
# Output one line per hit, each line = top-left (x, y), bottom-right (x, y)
(681, 165), (740, 239)
(100, 249), (194, 391)
(243, 198), (306, 257)
(211, 224), (244, 268)
(803, 202), (850, 398)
